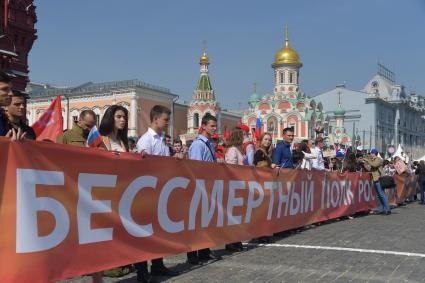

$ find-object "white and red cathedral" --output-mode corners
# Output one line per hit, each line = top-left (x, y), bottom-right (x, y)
(242, 26), (328, 143)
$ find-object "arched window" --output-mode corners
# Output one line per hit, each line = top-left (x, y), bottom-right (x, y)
(92, 107), (102, 127)
(288, 117), (297, 136)
(279, 72), (284, 84)
(71, 109), (79, 126)
(267, 117), (278, 133)
(194, 113), (200, 128)
(289, 72), (293, 84)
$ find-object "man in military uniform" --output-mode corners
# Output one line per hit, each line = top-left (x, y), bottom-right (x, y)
(57, 110), (96, 146)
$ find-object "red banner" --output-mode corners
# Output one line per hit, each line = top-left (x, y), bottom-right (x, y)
(0, 138), (379, 283)
(387, 173), (418, 205)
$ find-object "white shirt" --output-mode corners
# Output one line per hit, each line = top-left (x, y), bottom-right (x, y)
(110, 138), (125, 152)
(136, 127), (170, 156)
(225, 146), (244, 165)
(311, 147), (325, 170)
(301, 151), (316, 170)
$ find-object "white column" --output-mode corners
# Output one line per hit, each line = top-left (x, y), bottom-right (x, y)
(187, 113), (193, 133)
(394, 108), (399, 146)
(130, 95), (138, 137)
(64, 99), (69, 130)
(30, 107), (36, 125)
(112, 93), (117, 105)
(297, 121), (302, 138)
(277, 118), (282, 138)
(217, 108), (222, 134)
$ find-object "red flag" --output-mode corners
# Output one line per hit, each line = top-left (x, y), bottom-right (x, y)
(223, 130), (230, 140)
(32, 96), (63, 142)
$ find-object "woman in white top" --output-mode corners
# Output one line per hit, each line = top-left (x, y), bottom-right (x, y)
(300, 139), (316, 170)
(99, 105), (129, 153)
(93, 105), (129, 283)
(224, 128), (244, 252)
(225, 128), (244, 165)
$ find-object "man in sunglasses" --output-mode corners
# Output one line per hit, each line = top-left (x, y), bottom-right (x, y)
(57, 109), (96, 146)
(272, 127), (295, 168)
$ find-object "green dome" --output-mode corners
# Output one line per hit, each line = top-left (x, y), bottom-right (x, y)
(249, 92), (260, 104)
(334, 104), (346, 116)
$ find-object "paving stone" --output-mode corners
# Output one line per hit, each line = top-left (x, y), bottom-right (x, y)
(61, 202), (425, 283)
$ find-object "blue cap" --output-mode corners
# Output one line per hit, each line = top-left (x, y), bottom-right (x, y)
(336, 150), (345, 158)
(370, 148), (378, 155)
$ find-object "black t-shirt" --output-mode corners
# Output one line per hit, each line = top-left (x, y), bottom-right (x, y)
(7, 119), (37, 140)
(254, 149), (271, 166)
(0, 110), (7, 136)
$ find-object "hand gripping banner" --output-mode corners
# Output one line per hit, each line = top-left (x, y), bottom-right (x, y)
(0, 138), (378, 282)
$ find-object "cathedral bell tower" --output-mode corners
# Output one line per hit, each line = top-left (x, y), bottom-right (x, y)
(272, 25), (302, 98)
(187, 45), (219, 134)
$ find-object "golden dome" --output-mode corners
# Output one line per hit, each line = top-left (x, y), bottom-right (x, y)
(273, 25), (302, 66)
(200, 51), (209, 65)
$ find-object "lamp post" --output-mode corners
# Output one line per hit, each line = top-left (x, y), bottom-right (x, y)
(171, 94), (179, 140)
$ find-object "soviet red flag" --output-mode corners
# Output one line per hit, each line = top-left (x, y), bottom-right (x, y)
(32, 96), (63, 142)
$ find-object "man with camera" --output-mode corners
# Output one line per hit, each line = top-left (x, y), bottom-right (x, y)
(362, 148), (391, 215)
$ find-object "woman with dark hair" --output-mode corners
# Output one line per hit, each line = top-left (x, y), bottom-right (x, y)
(92, 105), (131, 282)
(254, 132), (273, 168)
(300, 139), (316, 170)
(292, 147), (305, 169)
(99, 105), (129, 152)
(343, 152), (357, 173)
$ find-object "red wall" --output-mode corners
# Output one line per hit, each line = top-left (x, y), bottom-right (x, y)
(0, 0), (37, 91)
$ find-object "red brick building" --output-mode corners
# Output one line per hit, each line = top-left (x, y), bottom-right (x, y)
(0, 0), (37, 91)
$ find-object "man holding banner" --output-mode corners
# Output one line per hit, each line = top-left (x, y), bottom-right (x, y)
(135, 105), (179, 282)
(5, 90), (36, 140)
(0, 72), (13, 136)
(0, 72), (26, 140)
(272, 127), (295, 168)
(57, 110), (96, 146)
(186, 113), (223, 264)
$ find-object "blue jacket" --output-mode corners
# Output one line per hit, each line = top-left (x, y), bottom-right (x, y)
(272, 141), (294, 168)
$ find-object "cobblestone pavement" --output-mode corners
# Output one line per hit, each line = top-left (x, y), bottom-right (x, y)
(62, 202), (425, 283)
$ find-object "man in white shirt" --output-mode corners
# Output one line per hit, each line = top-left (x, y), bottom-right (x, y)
(135, 105), (178, 282)
(137, 127), (170, 156)
(311, 136), (325, 170)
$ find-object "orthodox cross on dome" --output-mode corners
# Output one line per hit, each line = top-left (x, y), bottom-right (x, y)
(249, 82), (260, 108)
(338, 89), (341, 106)
(335, 82), (346, 107)
(285, 24), (289, 47)
(202, 40), (207, 53)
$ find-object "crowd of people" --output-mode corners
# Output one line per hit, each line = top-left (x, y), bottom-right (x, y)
(1, 71), (425, 282)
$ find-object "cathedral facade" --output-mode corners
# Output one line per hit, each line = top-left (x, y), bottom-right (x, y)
(242, 26), (327, 142)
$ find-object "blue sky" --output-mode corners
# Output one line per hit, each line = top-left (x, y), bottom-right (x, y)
(30, 0), (425, 109)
